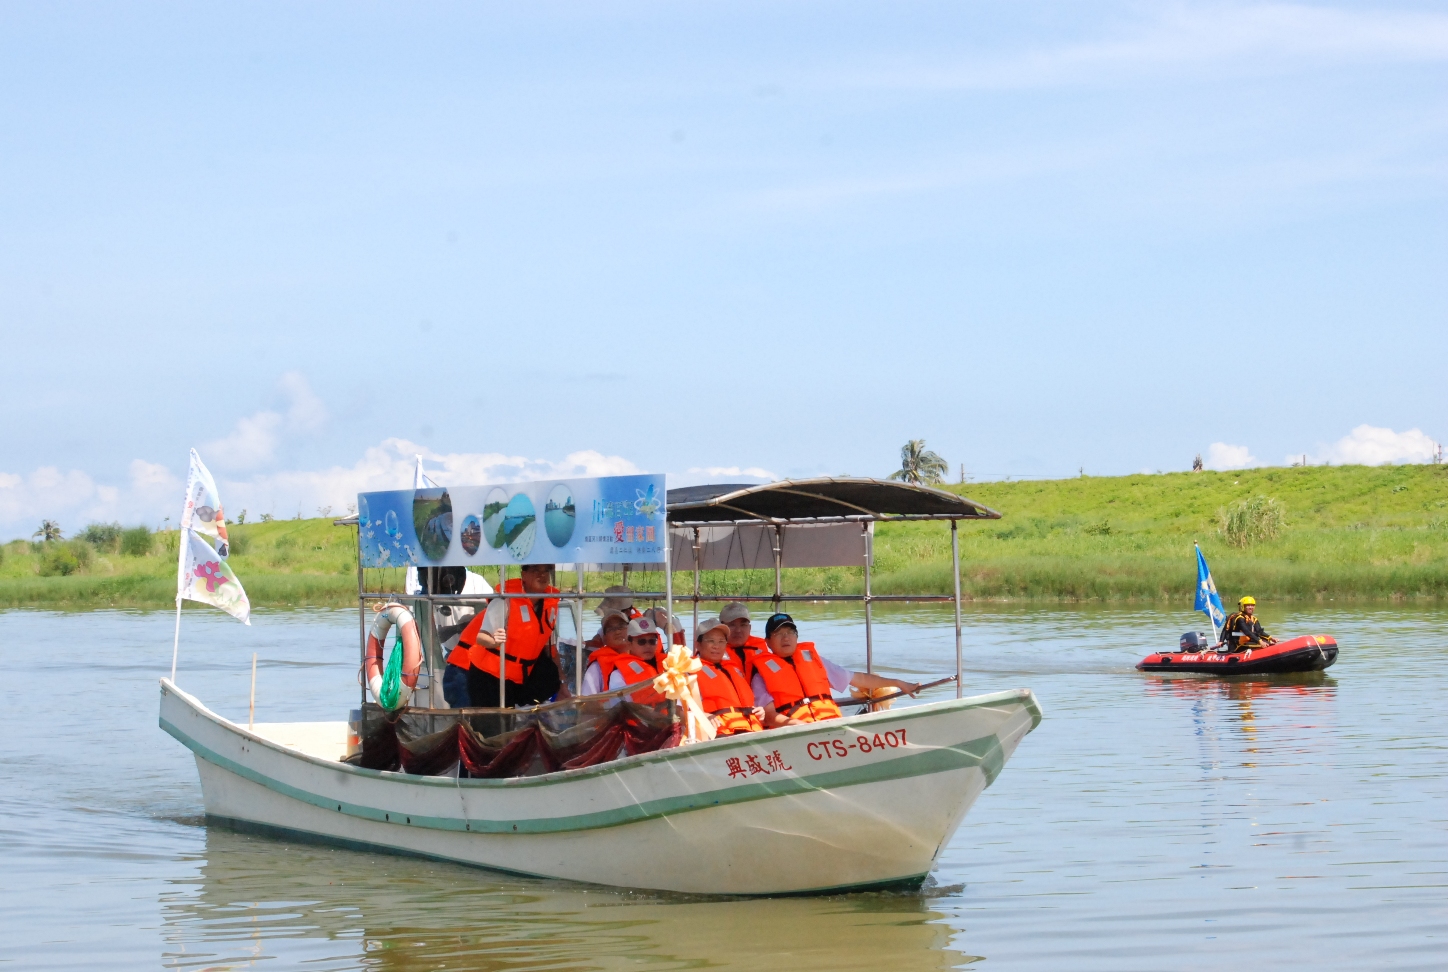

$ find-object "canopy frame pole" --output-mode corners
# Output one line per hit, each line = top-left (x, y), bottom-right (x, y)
(952, 519), (963, 699)
(692, 527), (701, 641)
(664, 515), (675, 653)
(772, 525), (783, 615)
(356, 526), (366, 711)
(864, 522), (874, 675)
(574, 564), (585, 696)
(499, 565), (507, 709)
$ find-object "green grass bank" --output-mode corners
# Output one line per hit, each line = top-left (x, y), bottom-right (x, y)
(3, 463), (1446, 609)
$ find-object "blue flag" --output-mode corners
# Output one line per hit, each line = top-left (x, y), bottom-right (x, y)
(1194, 544), (1225, 640)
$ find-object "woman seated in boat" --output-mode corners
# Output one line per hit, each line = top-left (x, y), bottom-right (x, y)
(1219, 596), (1276, 652)
(692, 616), (764, 735)
(751, 614), (921, 727)
(581, 609), (630, 678)
(579, 616), (665, 703)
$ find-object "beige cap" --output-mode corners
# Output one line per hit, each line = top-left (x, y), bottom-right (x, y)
(720, 602), (751, 624)
(599, 610), (629, 629)
(694, 616), (728, 641)
(595, 585), (634, 617)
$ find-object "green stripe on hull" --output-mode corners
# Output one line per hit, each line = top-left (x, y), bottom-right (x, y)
(163, 716), (1006, 835)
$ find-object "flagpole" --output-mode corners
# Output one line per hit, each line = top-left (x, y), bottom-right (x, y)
(172, 457), (191, 682)
(1196, 541), (1222, 645)
(170, 596), (182, 682)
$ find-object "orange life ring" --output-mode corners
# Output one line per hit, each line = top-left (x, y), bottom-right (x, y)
(364, 602), (423, 709)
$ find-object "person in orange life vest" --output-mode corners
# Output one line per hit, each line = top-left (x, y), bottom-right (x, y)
(720, 601), (768, 676)
(580, 610), (630, 686)
(430, 567), (493, 708)
(462, 563), (563, 708)
(584, 586), (639, 650)
(579, 616), (666, 703)
(751, 613), (921, 727)
(693, 617), (764, 735)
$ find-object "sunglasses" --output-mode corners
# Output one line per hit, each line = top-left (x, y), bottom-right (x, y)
(634, 635), (661, 645)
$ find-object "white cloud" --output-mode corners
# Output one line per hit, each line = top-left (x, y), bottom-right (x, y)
(202, 371), (329, 470)
(673, 465), (778, 487)
(1300, 425), (1439, 466)
(0, 459), (183, 537)
(1, 437), (785, 538)
(215, 440), (645, 521)
(1206, 442), (1257, 470)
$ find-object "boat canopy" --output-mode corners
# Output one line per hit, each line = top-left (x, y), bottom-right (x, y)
(344, 476), (1000, 699)
(662, 478), (997, 572)
(666, 477), (998, 524)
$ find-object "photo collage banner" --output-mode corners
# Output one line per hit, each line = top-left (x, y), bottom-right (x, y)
(357, 474), (667, 568)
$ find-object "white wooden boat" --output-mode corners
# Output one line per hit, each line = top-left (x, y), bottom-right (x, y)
(160, 676), (1040, 895)
(163, 476), (1040, 895)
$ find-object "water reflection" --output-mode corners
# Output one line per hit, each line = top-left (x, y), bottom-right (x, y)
(163, 829), (981, 971)
(1142, 673), (1338, 772)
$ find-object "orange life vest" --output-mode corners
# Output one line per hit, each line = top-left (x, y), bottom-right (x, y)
(463, 579), (559, 683)
(752, 642), (843, 722)
(589, 648), (664, 704)
(445, 612), (475, 668)
(697, 656), (761, 735)
(731, 635), (768, 679)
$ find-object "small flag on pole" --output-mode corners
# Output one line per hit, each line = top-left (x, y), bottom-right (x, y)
(177, 449), (250, 624)
(1194, 542), (1224, 642)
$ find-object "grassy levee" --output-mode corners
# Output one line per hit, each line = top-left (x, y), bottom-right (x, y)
(2, 463), (1446, 608)
(0, 519), (359, 609)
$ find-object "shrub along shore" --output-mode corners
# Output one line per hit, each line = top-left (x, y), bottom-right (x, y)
(2, 463), (1445, 610)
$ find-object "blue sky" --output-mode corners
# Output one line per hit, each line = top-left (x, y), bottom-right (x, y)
(2, 1), (1444, 537)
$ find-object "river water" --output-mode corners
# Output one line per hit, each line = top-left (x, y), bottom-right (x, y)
(1, 605), (1444, 970)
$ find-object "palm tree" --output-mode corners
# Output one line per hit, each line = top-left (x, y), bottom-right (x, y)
(888, 440), (949, 486)
(33, 519), (63, 542)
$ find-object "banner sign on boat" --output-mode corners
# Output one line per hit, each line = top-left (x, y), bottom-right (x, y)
(356, 474), (666, 568)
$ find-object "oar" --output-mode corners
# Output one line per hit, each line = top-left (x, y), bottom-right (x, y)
(832, 674), (958, 709)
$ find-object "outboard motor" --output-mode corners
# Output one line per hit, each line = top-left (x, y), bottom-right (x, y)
(1179, 631), (1212, 652)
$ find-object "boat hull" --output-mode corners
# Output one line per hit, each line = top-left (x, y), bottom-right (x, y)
(1136, 634), (1338, 675)
(161, 679), (1040, 895)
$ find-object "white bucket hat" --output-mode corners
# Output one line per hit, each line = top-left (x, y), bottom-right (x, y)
(595, 585), (634, 617)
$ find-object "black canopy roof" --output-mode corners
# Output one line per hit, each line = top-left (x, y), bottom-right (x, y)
(666, 477), (1000, 524)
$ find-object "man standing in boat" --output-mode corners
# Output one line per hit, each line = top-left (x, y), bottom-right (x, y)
(1219, 596), (1276, 652)
(751, 613), (921, 726)
(459, 563), (562, 708)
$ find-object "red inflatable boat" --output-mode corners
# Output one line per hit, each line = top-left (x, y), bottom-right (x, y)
(1137, 634), (1338, 675)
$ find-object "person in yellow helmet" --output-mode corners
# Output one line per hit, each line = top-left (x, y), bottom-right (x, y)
(1219, 596), (1276, 651)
